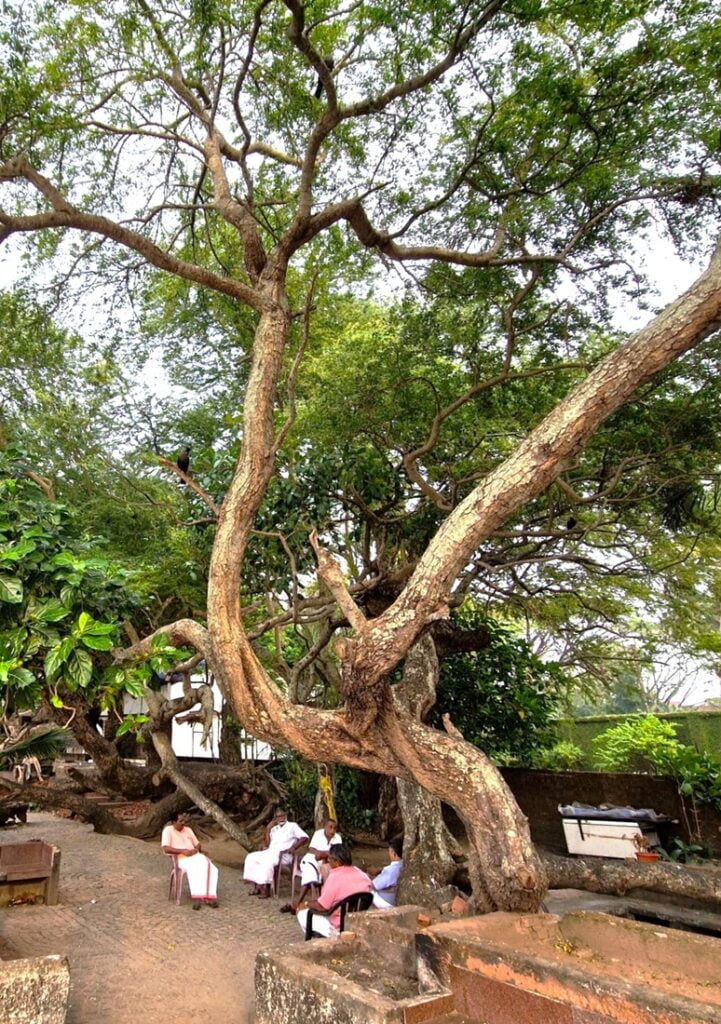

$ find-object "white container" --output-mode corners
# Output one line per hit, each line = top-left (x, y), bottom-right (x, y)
(562, 818), (660, 858)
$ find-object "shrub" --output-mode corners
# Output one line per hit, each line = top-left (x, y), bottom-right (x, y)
(531, 741), (585, 772)
(591, 715), (682, 774)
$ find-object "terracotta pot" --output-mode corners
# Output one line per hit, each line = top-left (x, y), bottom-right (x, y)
(635, 851), (660, 862)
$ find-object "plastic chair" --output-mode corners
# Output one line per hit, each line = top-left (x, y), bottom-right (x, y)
(304, 890), (373, 940)
(167, 855), (188, 905)
(272, 847), (305, 899)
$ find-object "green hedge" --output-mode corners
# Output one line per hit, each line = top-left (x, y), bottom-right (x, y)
(558, 710), (721, 764)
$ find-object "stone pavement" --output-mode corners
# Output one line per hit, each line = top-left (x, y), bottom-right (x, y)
(0, 813), (301, 1024)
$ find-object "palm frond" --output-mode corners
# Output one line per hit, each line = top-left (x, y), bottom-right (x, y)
(0, 727), (69, 767)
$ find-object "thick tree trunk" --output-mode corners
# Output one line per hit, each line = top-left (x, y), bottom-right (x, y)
(46, 696), (151, 799)
(544, 852), (721, 910)
(0, 778), (190, 837)
(395, 636), (461, 907)
(219, 701), (242, 766)
(377, 776), (403, 841)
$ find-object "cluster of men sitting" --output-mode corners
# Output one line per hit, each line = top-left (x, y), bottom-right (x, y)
(162, 806), (403, 937)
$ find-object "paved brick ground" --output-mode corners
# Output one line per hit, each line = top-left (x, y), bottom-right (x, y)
(0, 813), (301, 1024)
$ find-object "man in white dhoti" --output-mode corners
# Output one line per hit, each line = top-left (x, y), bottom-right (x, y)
(242, 807), (308, 898)
(279, 817), (342, 913)
(161, 813), (219, 909)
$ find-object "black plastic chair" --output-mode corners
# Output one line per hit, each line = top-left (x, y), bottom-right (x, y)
(304, 890), (373, 940)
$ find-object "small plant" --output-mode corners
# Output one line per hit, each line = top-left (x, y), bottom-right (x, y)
(658, 837), (708, 864)
(532, 741), (585, 772)
(631, 831), (660, 860)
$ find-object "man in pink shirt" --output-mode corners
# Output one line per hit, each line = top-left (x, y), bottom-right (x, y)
(161, 812), (219, 909)
(295, 844), (372, 938)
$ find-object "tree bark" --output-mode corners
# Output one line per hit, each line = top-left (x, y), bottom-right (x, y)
(377, 776), (403, 841)
(0, 778), (190, 838)
(219, 701), (243, 766)
(544, 852), (721, 910)
(45, 696), (151, 799)
(395, 636), (461, 907)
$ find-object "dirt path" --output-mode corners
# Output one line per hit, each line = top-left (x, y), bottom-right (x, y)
(0, 813), (301, 1024)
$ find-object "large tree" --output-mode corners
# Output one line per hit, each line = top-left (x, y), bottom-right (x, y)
(2, 0), (721, 911)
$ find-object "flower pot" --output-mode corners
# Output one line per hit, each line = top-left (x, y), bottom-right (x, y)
(635, 851), (660, 862)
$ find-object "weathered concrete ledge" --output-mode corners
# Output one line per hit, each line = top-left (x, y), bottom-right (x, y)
(418, 911), (721, 1024)
(0, 955), (70, 1024)
(255, 906), (452, 1024)
(256, 904), (721, 1024)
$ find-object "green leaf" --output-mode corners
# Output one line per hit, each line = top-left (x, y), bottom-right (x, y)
(49, 693), (63, 708)
(44, 636), (74, 682)
(81, 634), (114, 651)
(0, 574), (23, 603)
(84, 621), (116, 636)
(66, 648), (93, 688)
(122, 676), (147, 698)
(34, 598), (72, 623)
(75, 611), (92, 635)
(50, 552), (79, 568)
(0, 537), (37, 561)
(8, 667), (36, 688)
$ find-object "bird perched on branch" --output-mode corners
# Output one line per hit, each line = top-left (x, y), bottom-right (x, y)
(313, 56), (335, 99)
(177, 445), (191, 476)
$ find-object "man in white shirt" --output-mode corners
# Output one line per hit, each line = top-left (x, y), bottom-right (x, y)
(280, 817), (342, 913)
(242, 807), (308, 898)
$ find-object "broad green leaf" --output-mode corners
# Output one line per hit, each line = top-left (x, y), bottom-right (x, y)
(0, 659), (19, 683)
(84, 621), (116, 636)
(81, 634), (114, 651)
(75, 611), (92, 635)
(33, 598), (72, 623)
(50, 552), (80, 568)
(8, 667), (36, 688)
(44, 635), (74, 682)
(122, 676), (147, 698)
(0, 575), (23, 603)
(0, 538), (37, 561)
(66, 648), (93, 688)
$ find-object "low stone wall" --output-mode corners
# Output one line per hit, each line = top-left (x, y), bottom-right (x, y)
(0, 955), (70, 1024)
(255, 906), (453, 1024)
(417, 911), (721, 1024)
(256, 906), (721, 1024)
(499, 768), (721, 856)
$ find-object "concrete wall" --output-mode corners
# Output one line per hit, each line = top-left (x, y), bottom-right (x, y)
(499, 767), (721, 856)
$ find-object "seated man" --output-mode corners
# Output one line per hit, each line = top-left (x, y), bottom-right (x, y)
(161, 813), (219, 909)
(368, 836), (403, 908)
(295, 843), (372, 938)
(280, 817), (342, 913)
(243, 806), (308, 899)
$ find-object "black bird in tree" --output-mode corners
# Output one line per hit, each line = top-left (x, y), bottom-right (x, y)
(313, 57), (335, 99)
(177, 445), (191, 477)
